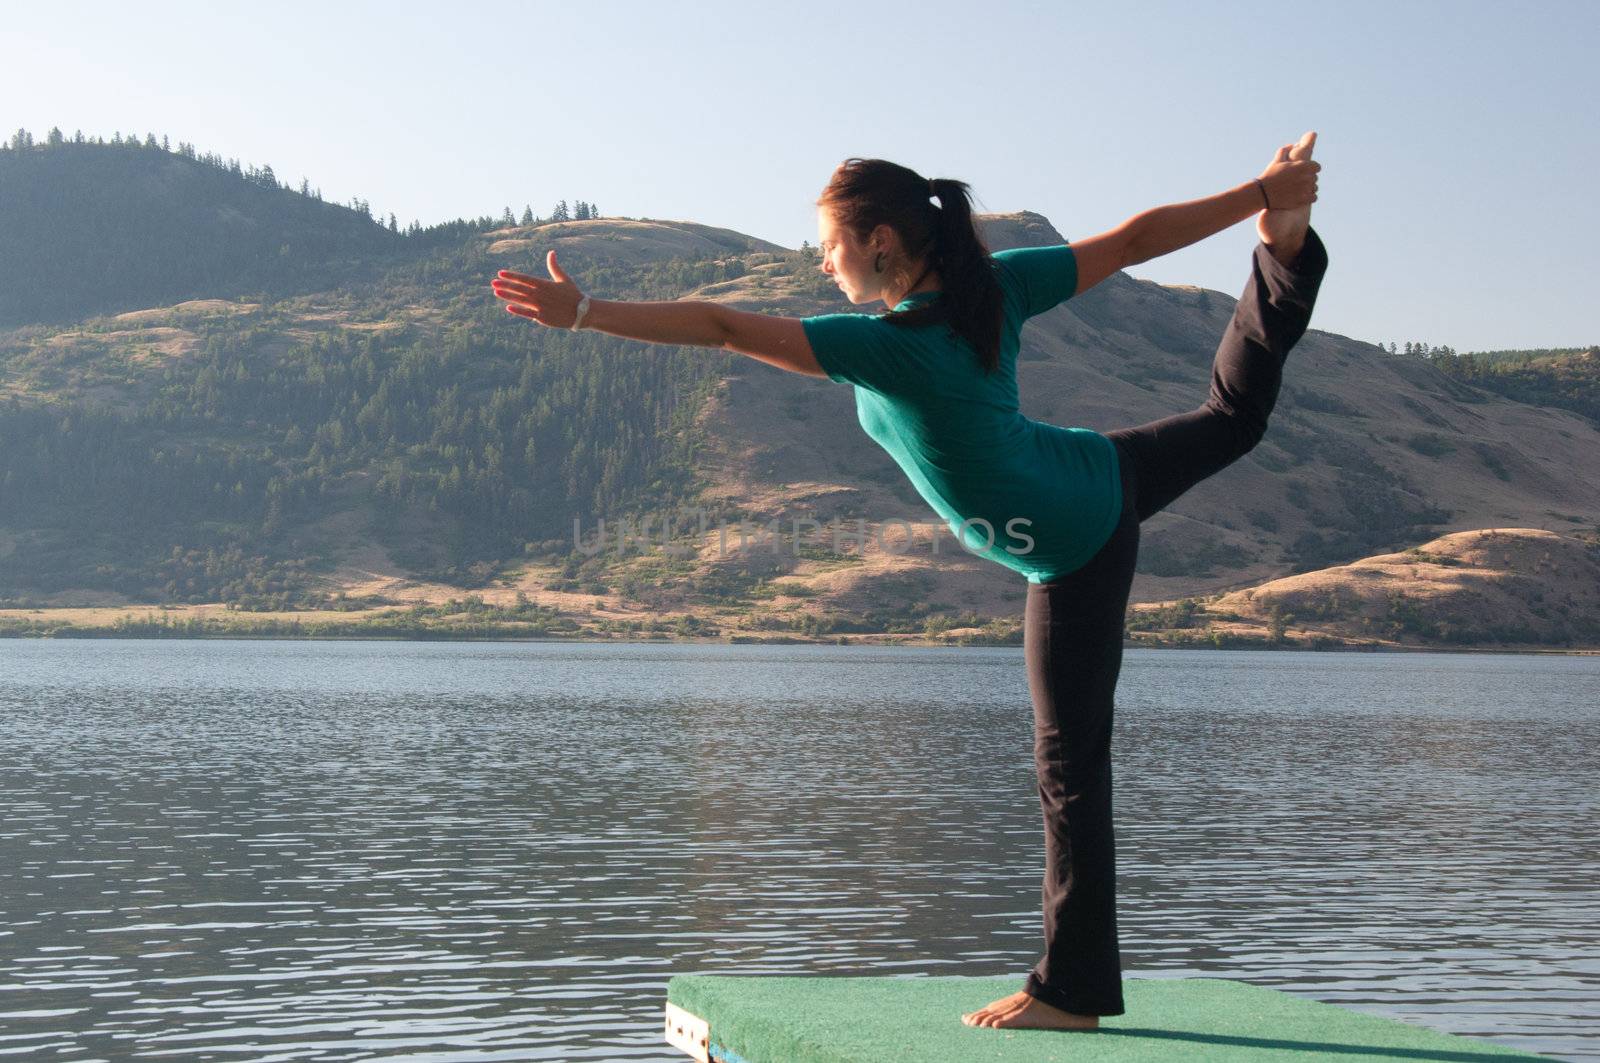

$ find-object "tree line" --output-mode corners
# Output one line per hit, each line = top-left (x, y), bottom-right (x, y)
(4, 126), (608, 247)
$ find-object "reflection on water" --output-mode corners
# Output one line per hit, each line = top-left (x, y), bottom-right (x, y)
(1, 639), (1595, 1061)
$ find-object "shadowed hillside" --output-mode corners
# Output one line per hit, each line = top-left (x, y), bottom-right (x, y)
(0, 135), (410, 325)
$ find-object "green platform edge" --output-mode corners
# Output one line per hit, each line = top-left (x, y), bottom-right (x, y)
(665, 974), (1545, 1062)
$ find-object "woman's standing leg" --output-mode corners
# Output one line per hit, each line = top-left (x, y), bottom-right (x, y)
(963, 446), (1139, 1029)
(1020, 436), (1141, 1017)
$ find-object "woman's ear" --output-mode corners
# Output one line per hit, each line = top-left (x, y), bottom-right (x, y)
(870, 222), (895, 255)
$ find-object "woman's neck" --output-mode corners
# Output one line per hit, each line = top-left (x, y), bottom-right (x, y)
(886, 261), (940, 306)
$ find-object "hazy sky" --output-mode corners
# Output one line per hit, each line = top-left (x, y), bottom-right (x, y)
(5, 1), (1595, 351)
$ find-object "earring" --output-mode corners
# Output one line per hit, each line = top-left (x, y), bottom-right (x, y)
(873, 252), (884, 274)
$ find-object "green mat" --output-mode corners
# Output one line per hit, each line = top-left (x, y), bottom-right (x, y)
(664, 975), (1545, 1062)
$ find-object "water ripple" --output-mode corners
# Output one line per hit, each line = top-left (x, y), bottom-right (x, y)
(0, 640), (1595, 1060)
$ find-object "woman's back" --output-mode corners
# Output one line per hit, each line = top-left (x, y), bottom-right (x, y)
(800, 246), (1124, 583)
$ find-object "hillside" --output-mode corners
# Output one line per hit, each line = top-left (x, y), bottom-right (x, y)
(674, 210), (1600, 615)
(1, 137), (1597, 649)
(0, 135), (405, 325)
(1126, 528), (1600, 650)
(1431, 347), (1600, 427)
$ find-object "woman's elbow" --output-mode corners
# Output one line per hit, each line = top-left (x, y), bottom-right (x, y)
(1118, 218), (1151, 269)
(703, 303), (738, 349)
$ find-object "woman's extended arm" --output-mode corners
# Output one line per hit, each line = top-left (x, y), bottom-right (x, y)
(1070, 135), (1320, 295)
(491, 253), (826, 377)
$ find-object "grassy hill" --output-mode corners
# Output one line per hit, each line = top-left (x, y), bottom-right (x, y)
(1, 134), (1596, 649)
(1127, 528), (1600, 650)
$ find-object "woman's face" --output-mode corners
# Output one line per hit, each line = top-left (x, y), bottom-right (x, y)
(817, 208), (878, 305)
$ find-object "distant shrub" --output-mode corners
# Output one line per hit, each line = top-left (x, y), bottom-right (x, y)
(1473, 442), (1511, 481)
(1246, 509), (1280, 532)
(1406, 433), (1456, 457)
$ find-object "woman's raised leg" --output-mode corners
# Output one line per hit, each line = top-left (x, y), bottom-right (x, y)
(1106, 228), (1328, 522)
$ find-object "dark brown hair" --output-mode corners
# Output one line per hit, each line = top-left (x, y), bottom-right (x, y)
(817, 157), (1004, 374)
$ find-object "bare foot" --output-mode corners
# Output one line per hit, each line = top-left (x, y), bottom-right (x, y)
(961, 989), (1100, 1030)
(1258, 130), (1316, 263)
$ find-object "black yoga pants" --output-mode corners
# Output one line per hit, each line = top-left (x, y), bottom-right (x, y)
(1020, 228), (1329, 1016)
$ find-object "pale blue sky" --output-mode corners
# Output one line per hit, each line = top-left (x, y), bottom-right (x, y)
(5, 0), (1595, 351)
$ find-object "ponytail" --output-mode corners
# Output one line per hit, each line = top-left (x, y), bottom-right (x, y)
(919, 177), (1004, 374)
(817, 159), (1005, 374)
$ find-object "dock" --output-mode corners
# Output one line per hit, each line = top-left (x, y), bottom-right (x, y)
(664, 974), (1544, 1061)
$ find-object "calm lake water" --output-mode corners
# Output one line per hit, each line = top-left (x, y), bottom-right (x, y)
(0, 639), (1595, 1062)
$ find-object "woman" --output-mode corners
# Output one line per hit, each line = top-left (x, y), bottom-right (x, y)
(490, 135), (1326, 1032)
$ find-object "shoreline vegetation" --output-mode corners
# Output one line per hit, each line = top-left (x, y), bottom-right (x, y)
(1, 628), (1594, 655)
(7, 526), (1597, 654)
(1, 598), (1595, 655)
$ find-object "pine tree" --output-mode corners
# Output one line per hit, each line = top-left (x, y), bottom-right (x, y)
(520, 205), (534, 225)
(501, 205), (516, 226)
(552, 200), (570, 222)
(387, 212), (398, 233)
(575, 201), (589, 220)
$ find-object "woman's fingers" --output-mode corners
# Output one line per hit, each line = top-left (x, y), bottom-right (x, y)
(493, 273), (543, 294)
(490, 283), (536, 304)
(497, 269), (543, 285)
(492, 286), (546, 319)
(492, 278), (540, 299)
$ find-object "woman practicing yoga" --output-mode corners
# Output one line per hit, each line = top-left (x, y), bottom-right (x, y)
(490, 133), (1326, 1031)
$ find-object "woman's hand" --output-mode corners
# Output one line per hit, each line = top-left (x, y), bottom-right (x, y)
(1257, 132), (1317, 261)
(491, 250), (585, 327)
(1255, 133), (1320, 210)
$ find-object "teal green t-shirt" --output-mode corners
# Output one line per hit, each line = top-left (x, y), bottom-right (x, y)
(800, 244), (1122, 584)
